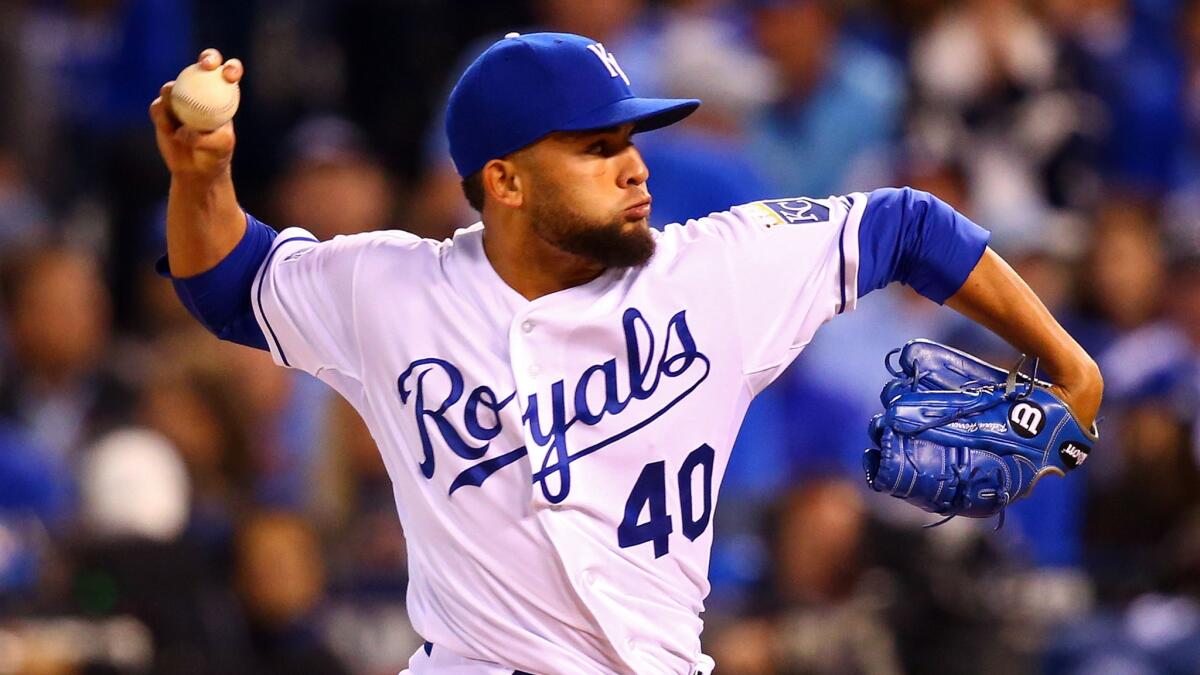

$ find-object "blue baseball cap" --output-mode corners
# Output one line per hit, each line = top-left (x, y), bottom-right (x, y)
(446, 32), (701, 177)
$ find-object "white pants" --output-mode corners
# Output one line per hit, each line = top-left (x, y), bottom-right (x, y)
(401, 642), (716, 675)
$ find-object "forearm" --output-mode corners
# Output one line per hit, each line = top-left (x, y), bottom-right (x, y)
(166, 171), (246, 278)
(853, 187), (1102, 425)
(946, 248), (1103, 426)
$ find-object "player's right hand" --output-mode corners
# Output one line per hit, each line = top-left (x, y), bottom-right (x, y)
(149, 49), (242, 181)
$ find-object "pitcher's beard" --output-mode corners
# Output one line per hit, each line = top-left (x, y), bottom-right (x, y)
(530, 201), (655, 268)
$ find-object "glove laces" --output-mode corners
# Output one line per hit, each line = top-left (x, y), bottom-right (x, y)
(906, 354), (1037, 530)
(923, 463), (1012, 531)
(904, 354), (1042, 435)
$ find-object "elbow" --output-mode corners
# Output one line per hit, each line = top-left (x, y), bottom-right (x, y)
(1061, 348), (1103, 396)
(1070, 347), (1103, 390)
(1081, 354), (1104, 403)
(1063, 352), (1104, 430)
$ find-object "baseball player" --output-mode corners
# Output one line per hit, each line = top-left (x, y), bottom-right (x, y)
(149, 34), (1102, 675)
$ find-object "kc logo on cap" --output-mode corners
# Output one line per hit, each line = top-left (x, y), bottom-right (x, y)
(585, 43), (631, 85)
(445, 32), (700, 177)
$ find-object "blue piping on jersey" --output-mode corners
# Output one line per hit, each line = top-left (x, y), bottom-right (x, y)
(254, 234), (320, 367)
(836, 214), (848, 314)
(856, 187), (991, 304)
(156, 212), (279, 350)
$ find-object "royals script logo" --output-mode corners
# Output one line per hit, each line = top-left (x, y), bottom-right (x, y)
(396, 308), (711, 502)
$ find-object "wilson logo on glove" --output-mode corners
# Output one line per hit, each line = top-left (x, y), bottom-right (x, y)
(863, 339), (1099, 529)
(1008, 401), (1045, 438)
(1058, 441), (1090, 469)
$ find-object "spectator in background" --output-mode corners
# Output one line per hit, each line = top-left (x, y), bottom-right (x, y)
(1083, 253), (1200, 623)
(1045, 591), (1200, 675)
(271, 116), (400, 241)
(708, 479), (899, 675)
(218, 342), (330, 513)
(1167, 256), (1200, 416)
(745, 0), (905, 197)
(1085, 397), (1200, 601)
(231, 511), (350, 675)
(709, 479), (1023, 675)
(1047, 244), (1200, 675)
(138, 329), (331, 538)
(137, 341), (253, 554)
(67, 427), (229, 674)
(1049, 448), (1200, 675)
(79, 428), (190, 545)
(0, 247), (132, 476)
(1089, 203), (1177, 405)
(1047, 0), (1186, 194)
(319, 397), (408, 596)
(908, 0), (1101, 226)
(758, 480), (904, 675)
(1099, 254), (1200, 440)
(146, 250), (333, 516)
(1083, 200), (1165, 340)
(62, 508), (349, 674)
(317, 397), (421, 673)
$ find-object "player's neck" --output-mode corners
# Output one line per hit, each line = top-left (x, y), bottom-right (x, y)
(481, 217), (605, 301)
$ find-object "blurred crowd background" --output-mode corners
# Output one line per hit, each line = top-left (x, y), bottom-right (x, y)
(0, 0), (1199, 673)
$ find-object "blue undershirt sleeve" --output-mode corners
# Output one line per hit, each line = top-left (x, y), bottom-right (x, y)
(855, 187), (991, 304)
(155, 212), (278, 350)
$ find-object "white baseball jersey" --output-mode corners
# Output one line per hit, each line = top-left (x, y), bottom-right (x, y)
(250, 194), (866, 674)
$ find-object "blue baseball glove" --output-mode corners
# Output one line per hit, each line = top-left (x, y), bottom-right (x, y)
(863, 339), (1098, 528)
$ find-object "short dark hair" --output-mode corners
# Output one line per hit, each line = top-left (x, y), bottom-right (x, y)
(461, 171), (484, 212)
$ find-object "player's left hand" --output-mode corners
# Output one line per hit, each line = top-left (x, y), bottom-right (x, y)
(862, 339), (1098, 528)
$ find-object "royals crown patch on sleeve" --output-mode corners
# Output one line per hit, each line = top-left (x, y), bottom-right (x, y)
(748, 197), (841, 228)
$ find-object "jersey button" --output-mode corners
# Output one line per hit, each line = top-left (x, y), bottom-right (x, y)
(528, 364), (541, 376)
(580, 569), (596, 586)
(520, 320), (534, 333)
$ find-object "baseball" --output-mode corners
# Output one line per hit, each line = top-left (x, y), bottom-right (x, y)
(169, 62), (240, 131)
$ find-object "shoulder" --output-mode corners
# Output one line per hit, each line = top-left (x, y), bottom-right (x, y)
(262, 226), (453, 297)
(645, 196), (864, 274)
(656, 195), (864, 243)
(271, 225), (447, 266)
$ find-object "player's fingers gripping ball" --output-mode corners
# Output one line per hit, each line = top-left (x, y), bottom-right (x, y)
(862, 340), (1099, 528)
(169, 62), (240, 131)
